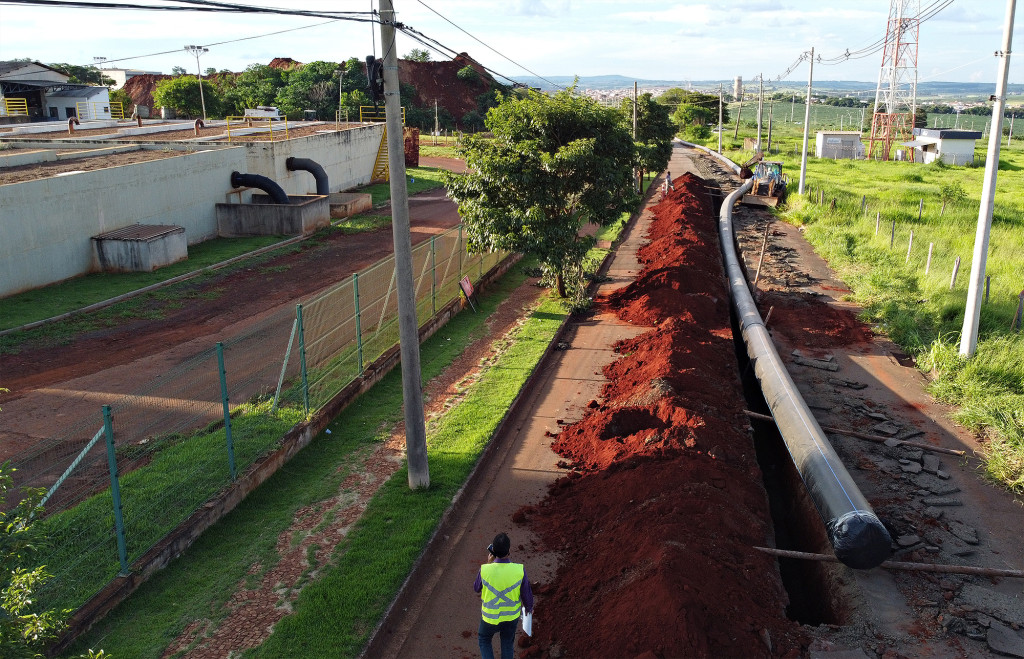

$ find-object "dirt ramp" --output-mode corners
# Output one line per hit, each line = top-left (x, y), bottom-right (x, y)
(521, 174), (807, 657)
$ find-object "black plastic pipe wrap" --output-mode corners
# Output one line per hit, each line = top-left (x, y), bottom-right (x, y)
(679, 141), (892, 569)
(285, 156), (329, 195)
(230, 171), (290, 205)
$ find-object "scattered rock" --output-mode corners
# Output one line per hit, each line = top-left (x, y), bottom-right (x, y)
(951, 546), (976, 558)
(872, 421), (902, 436)
(936, 469), (951, 480)
(828, 377), (868, 390)
(793, 354), (840, 371)
(922, 497), (962, 507)
(901, 462), (923, 474)
(988, 621), (1024, 658)
(896, 534), (922, 547)
(947, 521), (980, 545)
(866, 411), (889, 421)
(911, 474), (960, 496)
(923, 507), (945, 520)
(922, 454), (941, 474)
(884, 438), (901, 448)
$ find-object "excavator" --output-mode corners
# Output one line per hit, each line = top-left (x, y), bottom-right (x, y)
(741, 158), (788, 208)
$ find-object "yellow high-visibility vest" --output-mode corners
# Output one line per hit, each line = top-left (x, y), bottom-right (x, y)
(480, 562), (524, 624)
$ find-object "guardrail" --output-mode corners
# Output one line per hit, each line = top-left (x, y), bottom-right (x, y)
(74, 101), (124, 121)
(225, 115), (290, 142)
(1, 97), (29, 116)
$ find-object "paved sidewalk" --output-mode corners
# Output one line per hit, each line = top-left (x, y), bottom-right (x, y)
(371, 147), (702, 658)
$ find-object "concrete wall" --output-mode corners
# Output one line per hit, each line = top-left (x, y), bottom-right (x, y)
(0, 124), (385, 297)
(0, 146), (245, 297)
(937, 139), (977, 165)
(243, 124), (384, 195)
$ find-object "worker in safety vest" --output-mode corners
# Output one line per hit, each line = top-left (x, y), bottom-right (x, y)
(474, 532), (534, 659)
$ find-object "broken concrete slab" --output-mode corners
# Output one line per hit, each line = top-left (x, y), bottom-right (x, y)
(900, 462), (923, 474)
(923, 454), (941, 474)
(896, 534), (922, 547)
(912, 473), (960, 496)
(871, 421), (902, 436)
(828, 376), (868, 390)
(922, 496), (962, 506)
(793, 355), (840, 371)
(959, 584), (1024, 627)
(947, 521), (980, 545)
(987, 621), (1024, 658)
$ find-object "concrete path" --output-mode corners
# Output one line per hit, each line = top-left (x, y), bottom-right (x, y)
(370, 146), (702, 658)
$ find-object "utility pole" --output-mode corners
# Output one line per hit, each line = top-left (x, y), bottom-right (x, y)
(633, 81), (640, 191)
(960, 0), (1016, 358)
(766, 100), (774, 153)
(718, 83), (723, 154)
(379, 0), (429, 487)
(733, 94), (743, 140)
(791, 93), (796, 123)
(799, 47), (814, 195)
(434, 99), (439, 144)
(184, 45), (209, 121)
(756, 74), (764, 151)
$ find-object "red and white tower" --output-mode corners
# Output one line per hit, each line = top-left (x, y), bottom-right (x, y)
(867, 0), (920, 161)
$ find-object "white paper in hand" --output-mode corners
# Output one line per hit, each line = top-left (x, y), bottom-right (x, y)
(521, 607), (533, 636)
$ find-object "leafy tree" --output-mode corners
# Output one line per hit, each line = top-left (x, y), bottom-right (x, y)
(171, 66), (187, 76)
(939, 182), (967, 215)
(152, 76), (222, 118)
(204, 67), (217, 76)
(456, 65), (480, 85)
(914, 107), (928, 128)
(108, 88), (134, 117)
(619, 92), (675, 176)
(47, 64), (113, 86)
(273, 60), (340, 118)
(219, 63), (285, 116)
(404, 48), (431, 62)
(0, 462), (64, 657)
(444, 89), (638, 300)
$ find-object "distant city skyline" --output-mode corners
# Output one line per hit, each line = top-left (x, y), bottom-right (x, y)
(1, 1), (1019, 87)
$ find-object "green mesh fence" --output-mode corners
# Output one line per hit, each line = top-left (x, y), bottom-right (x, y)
(8, 224), (505, 614)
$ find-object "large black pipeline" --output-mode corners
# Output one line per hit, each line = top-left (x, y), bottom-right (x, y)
(679, 141), (892, 569)
(230, 171), (289, 205)
(285, 156), (329, 195)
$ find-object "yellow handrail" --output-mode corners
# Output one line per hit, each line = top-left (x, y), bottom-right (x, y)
(359, 106), (405, 124)
(1, 98), (29, 116)
(225, 115), (289, 142)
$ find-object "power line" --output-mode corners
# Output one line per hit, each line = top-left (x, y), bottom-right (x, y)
(412, 0), (564, 90)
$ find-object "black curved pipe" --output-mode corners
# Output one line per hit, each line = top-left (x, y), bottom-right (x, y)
(286, 156), (329, 195)
(230, 171), (289, 205)
(677, 140), (893, 569)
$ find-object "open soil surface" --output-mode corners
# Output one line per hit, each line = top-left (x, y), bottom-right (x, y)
(0, 148), (185, 184)
(519, 173), (807, 658)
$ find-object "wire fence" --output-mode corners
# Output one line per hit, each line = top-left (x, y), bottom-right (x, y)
(6, 224), (505, 613)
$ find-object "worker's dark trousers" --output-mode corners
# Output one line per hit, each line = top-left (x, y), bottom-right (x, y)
(478, 618), (517, 659)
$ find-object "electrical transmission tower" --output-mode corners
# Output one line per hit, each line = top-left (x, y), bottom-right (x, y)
(867, 0), (920, 161)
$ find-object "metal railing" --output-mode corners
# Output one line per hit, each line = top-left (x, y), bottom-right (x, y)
(1, 97), (29, 116)
(74, 101), (124, 121)
(7, 224), (505, 614)
(359, 105), (405, 124)
(225, 115), (290, 142)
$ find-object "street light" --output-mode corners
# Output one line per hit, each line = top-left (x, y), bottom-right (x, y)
(184, 45), (209, 120)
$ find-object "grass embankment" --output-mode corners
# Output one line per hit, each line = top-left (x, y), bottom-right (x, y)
(705, 115), (1024, 492)
(0, 166), (448, 351)
(68, 186), (647, 657)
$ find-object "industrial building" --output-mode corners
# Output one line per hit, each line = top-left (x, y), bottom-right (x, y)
(903, 127), (983, 165)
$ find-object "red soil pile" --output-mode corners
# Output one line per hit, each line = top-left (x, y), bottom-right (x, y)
(398, 53), (495, 121)
(521, 174), (807, 658)
(758, 291), (874, 349)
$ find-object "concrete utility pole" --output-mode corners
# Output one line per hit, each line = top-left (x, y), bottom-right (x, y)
(960, 0), (1016, 358)
(799, 47), (814, 195)
(379, 0), (429, 487)
(633, 81), (640, 191)
(184, 45), (209, 121)
(718, 84), (723, 154)
(756, 74), (764, 151)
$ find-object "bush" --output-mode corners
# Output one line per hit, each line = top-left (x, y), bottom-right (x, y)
(456, 66), (480, 84)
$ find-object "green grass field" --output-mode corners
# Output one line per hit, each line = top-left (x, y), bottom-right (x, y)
(703, 110), (1024, 493)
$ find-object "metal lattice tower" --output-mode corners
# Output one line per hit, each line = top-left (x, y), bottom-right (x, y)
(868, 0), (920, 161)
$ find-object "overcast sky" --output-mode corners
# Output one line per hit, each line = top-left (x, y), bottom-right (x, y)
(0, 1), (1020, 87)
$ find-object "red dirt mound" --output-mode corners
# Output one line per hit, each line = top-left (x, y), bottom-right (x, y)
(522, 175), (807, 658)
(758, 291), (874, 349)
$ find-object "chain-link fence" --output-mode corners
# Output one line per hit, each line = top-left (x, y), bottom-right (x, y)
(7, 224), (505, 612)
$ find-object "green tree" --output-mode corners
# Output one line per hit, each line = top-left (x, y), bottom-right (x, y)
(619, 92), (675, 176)
(108, 88), (134, 117)
(273, 60), (340, 118)
(0, 462), (65, 657)
(456, 65), (480, 85)
(171, 66), (187, 76)
(444, 89), (638, 299)
(219, 63), (285, 116)
(914, 107), (928, 128)
(152, 76), (222, 118)
(404, 48), (431, 62)
(47, 64), (113, 86)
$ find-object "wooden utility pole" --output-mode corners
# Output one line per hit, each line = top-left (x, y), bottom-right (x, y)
(379, 0), (429, 488)
(961, 0), (1016, 358)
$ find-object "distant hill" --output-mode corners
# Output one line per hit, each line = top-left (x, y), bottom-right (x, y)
(516, 75), (1024, 98)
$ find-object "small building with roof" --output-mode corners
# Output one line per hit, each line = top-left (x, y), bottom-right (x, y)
(904, 128), (983, 166)
(815, 130), (864, 159)
(1, 60), (111, 121)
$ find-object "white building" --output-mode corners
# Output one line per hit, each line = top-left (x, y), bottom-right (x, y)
(1, 60), (112, 121)
(815, 130), (864, 159)
(100, 67), (162, 90)
(904, 128), (983, 166)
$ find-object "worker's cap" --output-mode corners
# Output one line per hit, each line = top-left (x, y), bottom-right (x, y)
(489, 532), (510, 558)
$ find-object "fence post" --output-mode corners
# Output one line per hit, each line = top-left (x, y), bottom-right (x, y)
(950, 256), (961, 290)
(272, 318), (298, 413)
(890, 219), (896, 249)
(458, 225), (464, 281)
(906, 230), (914, 264)
(353, 274), (364, 373)
(216, 342), (236, 481)
(102, 405), (129, 576)
(918, 198), (924, 222)
(430, 236), (437, 316)
(861, 195), (866, 213)
(926, 243), (934, 275)
(875, 211), (880, 235)
(296, 304), (309, 415)
(1013, 290), (1024, 331)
